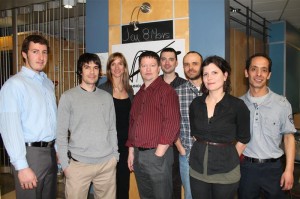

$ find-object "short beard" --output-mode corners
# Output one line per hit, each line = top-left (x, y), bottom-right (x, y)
(189, 73), (201, 81)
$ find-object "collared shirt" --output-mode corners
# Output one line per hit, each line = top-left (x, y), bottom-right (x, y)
(240, 88), (297, 159)
(175, 81), (201, 156)
(189, 93), (250, 175)
(0, 66), (57, 170)
(126, 77), (180, 148)
(160, 72), (187, 88)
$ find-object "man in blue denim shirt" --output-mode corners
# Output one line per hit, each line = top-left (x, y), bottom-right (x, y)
(0, 35), (57, 199)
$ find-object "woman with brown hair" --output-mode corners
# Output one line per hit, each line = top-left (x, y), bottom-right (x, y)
(189, 55), (250, 199)
(98, 52), (133, 199)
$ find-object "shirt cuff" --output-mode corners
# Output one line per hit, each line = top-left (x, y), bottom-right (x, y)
(13, 158), (29, 171)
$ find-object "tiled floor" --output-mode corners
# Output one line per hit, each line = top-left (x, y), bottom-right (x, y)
(1, 163), (300, 199)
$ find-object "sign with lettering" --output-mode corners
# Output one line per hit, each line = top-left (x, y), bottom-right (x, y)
(122, 20), (173, 44)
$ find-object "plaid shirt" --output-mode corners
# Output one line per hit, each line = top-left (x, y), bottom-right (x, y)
(175, 81), (202, 157)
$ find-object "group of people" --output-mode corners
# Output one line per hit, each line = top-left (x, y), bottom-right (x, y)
(0, 34), (297, 199)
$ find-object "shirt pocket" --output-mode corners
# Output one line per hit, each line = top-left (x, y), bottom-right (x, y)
(264, 117), (280, 136)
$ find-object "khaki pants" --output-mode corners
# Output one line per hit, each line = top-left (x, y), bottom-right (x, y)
(65, 157), (117, 199)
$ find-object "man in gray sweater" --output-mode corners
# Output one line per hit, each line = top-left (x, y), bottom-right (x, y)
(56, 53), (119, 199)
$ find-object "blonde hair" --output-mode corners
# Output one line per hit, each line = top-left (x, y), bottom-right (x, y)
(106, 52), (133, 94)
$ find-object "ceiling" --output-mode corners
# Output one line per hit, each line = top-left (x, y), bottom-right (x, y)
(230, 0), (300, 32)
(0, 0), (299, 31)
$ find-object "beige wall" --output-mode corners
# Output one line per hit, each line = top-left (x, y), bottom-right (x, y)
(108, 0), (189, 53)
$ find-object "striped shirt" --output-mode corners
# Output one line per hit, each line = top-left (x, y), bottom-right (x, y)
(175, 81), (201, 157)
(126, 77), (180, 148)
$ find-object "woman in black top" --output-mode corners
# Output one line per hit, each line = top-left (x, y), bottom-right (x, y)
(98, 52), (133, 199)
(189, 56), (250, 199)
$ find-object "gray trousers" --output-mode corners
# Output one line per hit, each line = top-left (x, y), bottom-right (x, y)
(13, 146), (57, 199)
(134, 147), (174, 199)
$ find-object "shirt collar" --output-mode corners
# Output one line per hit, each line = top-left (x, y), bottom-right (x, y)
(200, 93), (230, 107)
(160, 72), (179, 79)
(142, 77), (163, 91)
(245, 87), (273, 104)
(21, 66), (47, 80)
(187, 81), (202, 95)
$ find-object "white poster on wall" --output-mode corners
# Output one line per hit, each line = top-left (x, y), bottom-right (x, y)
(112, 39), (186, 94)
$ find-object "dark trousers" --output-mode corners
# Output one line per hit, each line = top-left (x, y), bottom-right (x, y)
(116, 149), (130, 199)
(134, 147), (174, 199)
(172, 148), (182, 199)
(238, 159), (286, 199)
(190, 176), (238, 199)
(13, 146), (57, 199)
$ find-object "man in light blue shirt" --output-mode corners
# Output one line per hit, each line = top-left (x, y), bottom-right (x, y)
(239, 53), (296, 199)
(0, 34), (57, 199)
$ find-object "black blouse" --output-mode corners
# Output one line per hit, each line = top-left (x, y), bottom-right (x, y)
(113, 97), (131, 152)
(189, 93), (250, 175)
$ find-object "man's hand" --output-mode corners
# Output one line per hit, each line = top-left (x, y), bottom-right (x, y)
(18, 168), (37, 190)
(63, 167), (70, 178)
(280, 170), (294, 190)
(175, 139), (186, 156)
(128, 147), (134, 172)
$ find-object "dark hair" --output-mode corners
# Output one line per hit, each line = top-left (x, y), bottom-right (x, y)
(21, 34), (50, 63)
(160, 47), (178, 61)
(138, 51), (160, 67)
(106, 52), (133, 94)
(183, 51), (203, 62)
(246, 53), (272, 72)
(201, 55), (231, 94)
(77, 53), (102, 83)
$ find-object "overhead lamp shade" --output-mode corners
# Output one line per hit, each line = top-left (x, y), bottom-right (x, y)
(63, 0), (76, 8)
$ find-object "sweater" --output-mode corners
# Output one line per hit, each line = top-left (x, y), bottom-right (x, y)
(56, 86), (119, 170)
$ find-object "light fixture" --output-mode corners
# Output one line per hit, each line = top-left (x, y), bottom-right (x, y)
(129, 2), (151, 31)
(63, 0), (77, 9)
(133, 21), (139, 31)
(230, 7), (241, 13)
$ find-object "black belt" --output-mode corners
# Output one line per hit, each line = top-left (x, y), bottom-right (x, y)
(25, 140), (55, 148)
(193, 136), (234, 147)
(243, 156), (281, 163)
(137, 147), (155, 151)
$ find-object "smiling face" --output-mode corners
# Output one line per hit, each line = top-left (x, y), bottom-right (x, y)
(160, 51), (178, 75)
(202, 63), (228, 93)
(139, 56), (160, 86)
(81, 61), (100, 86)
(183, 53), (202, 80)
(245, 56), (271, 91)
(110, 57), (125, 79)
(22, 42), (48, 73)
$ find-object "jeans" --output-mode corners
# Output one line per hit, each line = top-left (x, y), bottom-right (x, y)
(179, 154), (193, 199)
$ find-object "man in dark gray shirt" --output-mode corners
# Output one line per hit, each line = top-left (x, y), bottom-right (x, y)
(160, 47), (186, 199)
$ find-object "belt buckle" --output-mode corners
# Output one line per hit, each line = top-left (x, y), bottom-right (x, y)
(257, 159), (264, 163)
